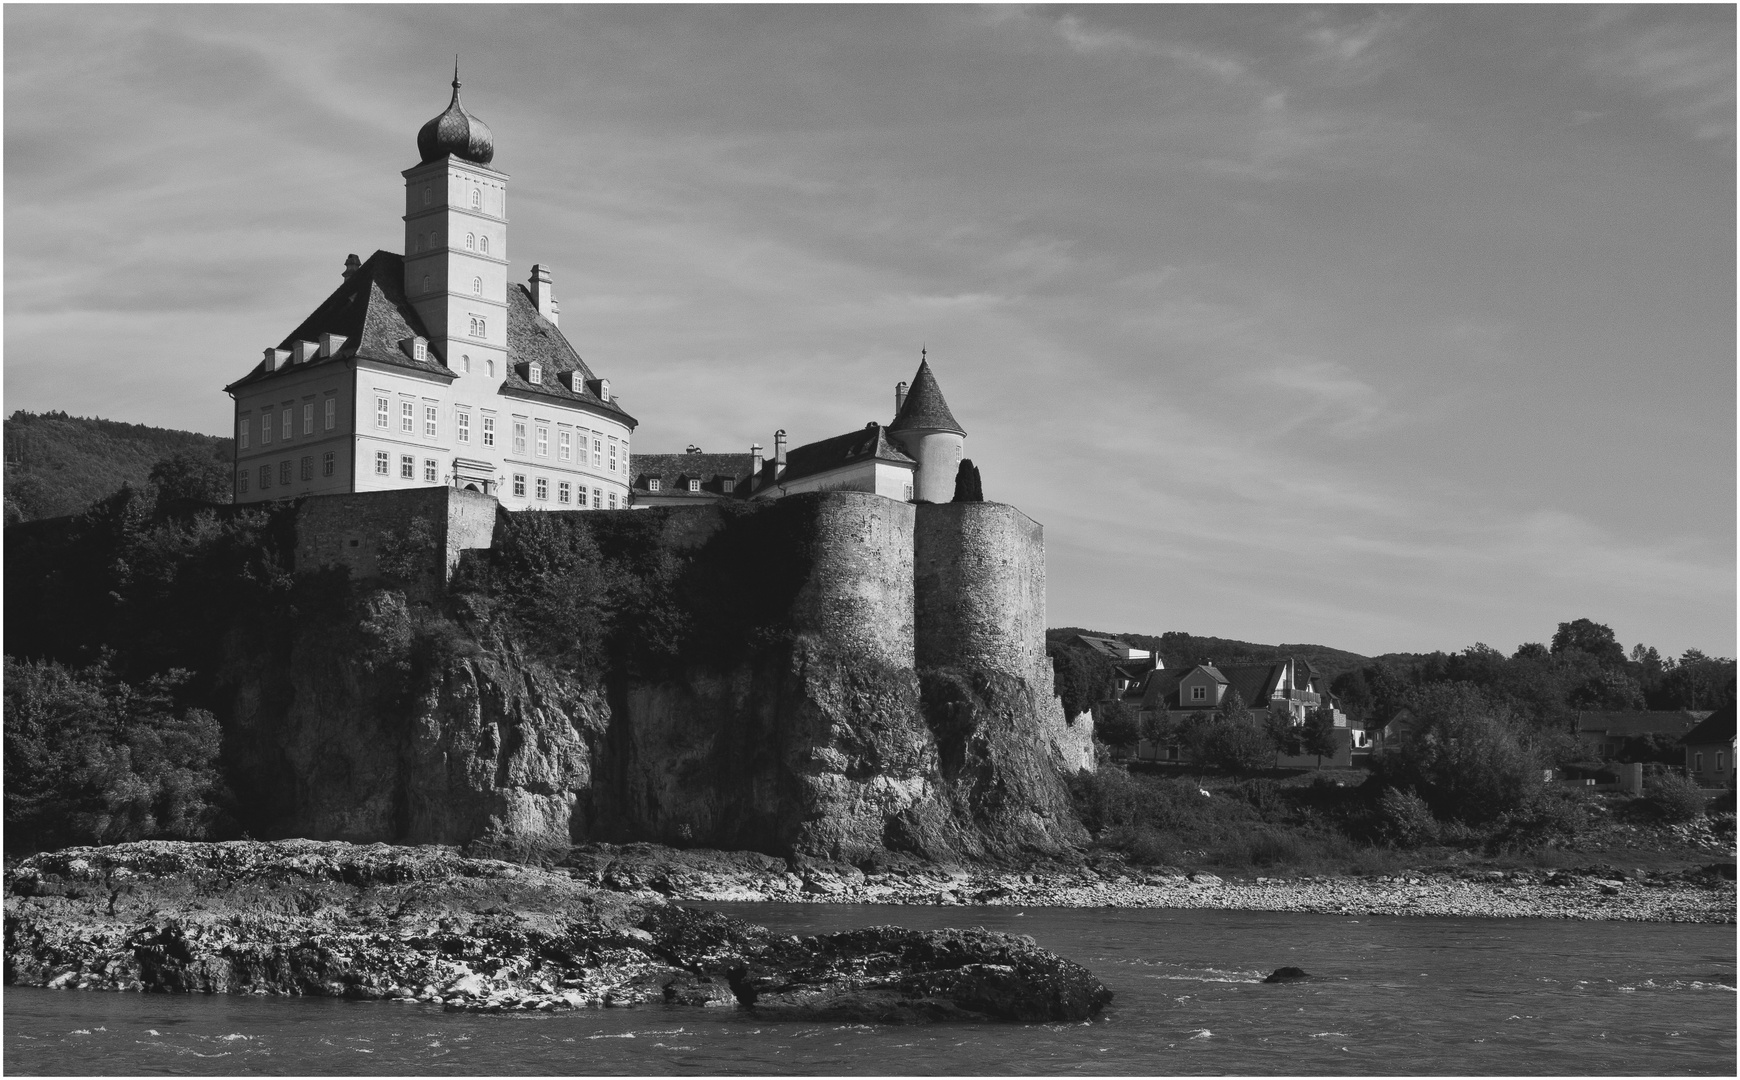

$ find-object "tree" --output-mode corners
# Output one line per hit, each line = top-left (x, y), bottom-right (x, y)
(4, 656), (228, 854)
(1550, 619), (1626, 666)
(1182, 689), (1272, 772)
(1299, 707), (1340, 766)
(148, 451), (232, 513)
(1370, 683), (1544, 824)
(952, 459), (984, 502)
(1048, 640), (1116, 719)
(1094, 699), (1142, 753)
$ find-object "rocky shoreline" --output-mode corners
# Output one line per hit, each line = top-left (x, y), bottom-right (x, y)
(564, 843), (1738, 924)
(3, 841), (1111, 1021)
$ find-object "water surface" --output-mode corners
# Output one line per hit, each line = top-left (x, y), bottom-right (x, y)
(5, 904), (1733, 1074)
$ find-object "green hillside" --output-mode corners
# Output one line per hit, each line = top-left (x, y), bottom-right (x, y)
(1048, 626), (1371, 680)
(4, 411), (232, 523)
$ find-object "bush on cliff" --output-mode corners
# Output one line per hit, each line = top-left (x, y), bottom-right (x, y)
(3, 656), (229, 854)
(1642, 772), (1713, 824)
(1047, 640), (1114, 720)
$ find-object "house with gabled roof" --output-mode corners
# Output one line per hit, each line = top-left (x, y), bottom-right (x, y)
(1126, 656), (1355, 767)
(226, 70), (637, 512)
(1682, 703), (1736, 788)
(630, 351), (972, 508)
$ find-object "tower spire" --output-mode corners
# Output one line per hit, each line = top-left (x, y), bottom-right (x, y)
(453, 55), (461, 91)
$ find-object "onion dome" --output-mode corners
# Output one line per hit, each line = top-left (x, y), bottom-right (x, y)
(889, 355), (965, 436)
(416, 61), (494, 165)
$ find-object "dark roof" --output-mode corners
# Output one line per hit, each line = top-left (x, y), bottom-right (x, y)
(1217, 663), (1286, 709)
(1575, 711), (1706, 739)
(1071, 634), (1140, 660)
(1683, 703), (1736, 746)
(888, 359), (965, 436)
(762, 423), (915, 487)
(225, 251), (451, 392)
(1132, 669), (1183, 708)
(499, 285), (636, 427)
(631, 452), (755, 498)
(417, 70), (494, 166)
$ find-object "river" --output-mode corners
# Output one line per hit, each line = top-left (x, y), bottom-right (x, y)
(4, 904), (1733, 1074)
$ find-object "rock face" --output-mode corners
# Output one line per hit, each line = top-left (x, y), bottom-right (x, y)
(3, 841), (1112, 1022)
(219, 492), (1089, 863)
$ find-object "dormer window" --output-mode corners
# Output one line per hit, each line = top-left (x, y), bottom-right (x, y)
(413, 339), (427, 361)
(649, 478), (661, 492)
(527, 362), (542, 384)
(688, 479), (700, 493)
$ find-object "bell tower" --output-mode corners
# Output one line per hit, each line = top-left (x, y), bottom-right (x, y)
(401, 63), (510, 385)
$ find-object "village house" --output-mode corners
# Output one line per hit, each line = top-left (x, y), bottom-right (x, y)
(1124, 657), (1357, 766)
(1682, 703), (1736, 789)
(1569, 710), (1709, 761)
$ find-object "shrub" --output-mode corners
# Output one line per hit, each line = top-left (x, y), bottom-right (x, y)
(1094, 699), (1142, 752)
(1049, 641), (1114, 719)
(4, 656), (229, 854)
(1643, 772), (1710, 823)
(1486, 788), (1589, 852)
(1372, 787), (1438, 848)
(1181, 708), (1272, 773)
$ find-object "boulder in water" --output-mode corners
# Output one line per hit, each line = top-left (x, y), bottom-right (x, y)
(1263, 966), (1312, 983)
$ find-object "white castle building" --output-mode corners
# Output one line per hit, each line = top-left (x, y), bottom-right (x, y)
(227, 69), (637, 510)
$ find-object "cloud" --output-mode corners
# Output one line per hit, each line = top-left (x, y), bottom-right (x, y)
(1581, 11), (1737, 146)
(1248, 359), (1393, 438)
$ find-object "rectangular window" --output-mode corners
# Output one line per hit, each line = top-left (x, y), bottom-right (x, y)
(324, 398), (336, 431)
(1191, 685), (1207, 702)
(322, 451), (335, 478)
(535, 476), (549, 501)
(281, 409), (292, 441)
(424, 458), (437, 483)
(400, 455), (414, 480)
(261, 413), (273, 445)
(259, 465), (271, 489)
(536, 425), (548, 457)
(1719, 752), (1727, 773)
(425, 404), (438, 439)
(376, 396), (389, 430)
(576, 486), (589, 508)
(457, 411), (471, 443)
(608, 437), (618, 474)
(512, 421), (527, 456)
(482, 415), (496, 447)
(557, 481), (571, 504)
(303, 403), (314, 435)
(238, 471), (249, 494)
(558, 430), (571, 461)
(239, 417), (250, 449)
(621, 443), (628, 476)
(593, 487), (603, 509)
(1695, 753), (1704, 773)
(401, 400), (414, 433)
(300, 455), (312, 481)
(592, 437), (602, 468)
(375, 451), (390, 476)
(513, 474), (526, 498)
(608, 491), (618, 509)
(279, 460), (292, 486)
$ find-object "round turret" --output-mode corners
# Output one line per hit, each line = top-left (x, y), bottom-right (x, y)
(416, 65), (494, 165)
(887, 356), (966, 503)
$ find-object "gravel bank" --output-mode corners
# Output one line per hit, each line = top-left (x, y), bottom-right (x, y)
(569, 845), (1737, 923)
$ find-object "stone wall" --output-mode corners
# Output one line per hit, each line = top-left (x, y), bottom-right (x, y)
(790, 493), (916, 670)
(912, 502), (1047, 676)
(293, 486), (498, 584)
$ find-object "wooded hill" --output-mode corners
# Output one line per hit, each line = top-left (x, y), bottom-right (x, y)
(4, 411), (232, 524)
(1047, 627), (1371, 681)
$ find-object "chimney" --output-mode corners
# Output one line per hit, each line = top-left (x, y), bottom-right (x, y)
(289, 340), (320, 365)
(319, 332), (347, 358)
(342, 253), (361, 278)
(894, 380), (908, 414)
(773, 429), (787, 478)
(262, 347), (291, 372)
(751, 442), (764, 473)
(530, 264), (557, 325)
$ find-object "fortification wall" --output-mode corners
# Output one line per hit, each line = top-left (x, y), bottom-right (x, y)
(788, 492), (916, 670)
(912, 501), (1047, 676)
(293, 487), (497, 583)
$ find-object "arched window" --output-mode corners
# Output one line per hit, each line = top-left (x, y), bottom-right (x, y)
(462, 354), (471, 373)
(422, 185), (431, 206)
(465, 233), (475, 251)
(421, 275), (430, 293)
(479, 235), (489, 255)
(472, 277), (482, 296)
(471, 189), (481, 209)
(487, 359), (495, 377)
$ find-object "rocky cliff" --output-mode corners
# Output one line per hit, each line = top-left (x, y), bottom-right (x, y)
(212, 492), (1088, 864)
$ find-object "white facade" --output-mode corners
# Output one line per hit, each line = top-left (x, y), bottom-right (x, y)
(228, 82), (636, 510)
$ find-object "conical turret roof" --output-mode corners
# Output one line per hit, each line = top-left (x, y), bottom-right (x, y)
(417, 62), (494, 166)
(888, 357), (965, 436)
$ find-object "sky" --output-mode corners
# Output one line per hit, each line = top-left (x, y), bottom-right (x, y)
(5, 4), (1734, 658)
